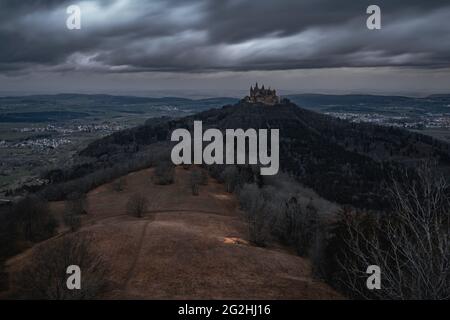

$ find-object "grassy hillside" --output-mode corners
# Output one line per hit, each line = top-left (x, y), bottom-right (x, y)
(3, 167), (341, 299)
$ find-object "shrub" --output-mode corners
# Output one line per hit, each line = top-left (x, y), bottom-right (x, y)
(126, 194), (148, 218)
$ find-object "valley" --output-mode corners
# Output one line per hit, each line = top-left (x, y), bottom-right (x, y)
(0, 95), (236, 196)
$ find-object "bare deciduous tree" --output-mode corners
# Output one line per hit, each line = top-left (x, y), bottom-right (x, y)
(153, 161), (175, 185)
(200, 169), (208, 185)
(338, 163), (450, 300)
(239, 184), (271, 247)
(221, 166), (239, 193)
(63, 210), (81, 232)
(294, 200), (320, 256)
(66, 192), (88, 215)
(112, 177), (126, 192)
(63, 192), (87, 232)
(126, 193), (148, 218)
(190, 168), (201, 196)
(13, 195), (58, 243)
(13, 233), (108, 300)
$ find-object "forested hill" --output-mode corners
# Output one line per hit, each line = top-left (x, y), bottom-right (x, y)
(76, 101), (450, 209)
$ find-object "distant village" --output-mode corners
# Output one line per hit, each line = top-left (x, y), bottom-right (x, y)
(325, 111), (450, 129)
(0, 122), (126, 151)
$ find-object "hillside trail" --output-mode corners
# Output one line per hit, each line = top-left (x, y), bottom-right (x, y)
(6, 167), (342, 299)
(122, 219), (151, 291)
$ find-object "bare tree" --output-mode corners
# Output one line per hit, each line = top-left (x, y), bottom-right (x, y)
(338, 163), (450, 299)
(239, 184), (271, 247)
(294, 200), (320, 256)
(66, 192), (88, 215)
(13, 195), (58, 243)
(310, 226), (328, 279)
(238, 183), (260, 211)
(221, 166), (239, 193)
(247, 199), (271, 247)
(112, 177), (126, 192)
(63, 192), (87, 232)
(63, 210), (81, 232)
(190, 168), (201, 196)
(200, 169), (208, 185)
(13, 233), (108, 299)
(126, 193), (148, 218)
(153, 161), (175, 185)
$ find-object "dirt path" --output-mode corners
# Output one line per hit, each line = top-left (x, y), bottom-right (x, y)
(122, 219), (152, 291)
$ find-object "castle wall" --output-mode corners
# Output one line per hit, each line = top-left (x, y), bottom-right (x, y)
(245, 85), (280, 105)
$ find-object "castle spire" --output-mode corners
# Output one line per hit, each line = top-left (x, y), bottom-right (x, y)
(243, 83), (282, 106)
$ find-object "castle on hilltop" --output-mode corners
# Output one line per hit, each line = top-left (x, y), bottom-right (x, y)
(243, 83), (280, 106)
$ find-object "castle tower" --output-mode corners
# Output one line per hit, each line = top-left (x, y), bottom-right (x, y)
(243, 83), (281, 106)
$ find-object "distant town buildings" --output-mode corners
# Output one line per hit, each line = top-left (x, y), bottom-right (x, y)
(325, 111), (450, 129)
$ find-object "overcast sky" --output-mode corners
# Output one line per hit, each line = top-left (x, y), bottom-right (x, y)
(0, 0), (449, 97)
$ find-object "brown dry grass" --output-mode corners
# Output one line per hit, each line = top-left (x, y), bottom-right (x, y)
(5, 167), (342, 299)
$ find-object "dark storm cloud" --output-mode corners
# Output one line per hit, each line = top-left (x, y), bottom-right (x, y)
(0, 0), (449, 74)
(203, 0), (449, 43)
